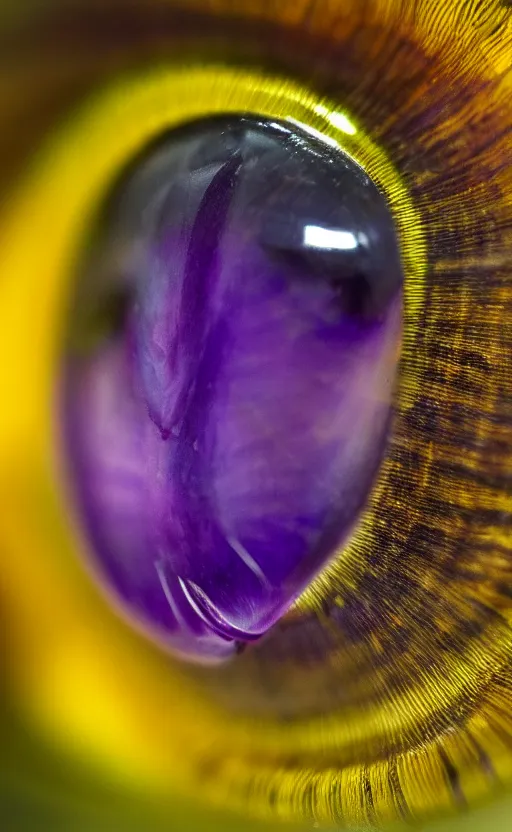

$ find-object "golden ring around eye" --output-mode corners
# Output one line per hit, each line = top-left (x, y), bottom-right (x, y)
(0, 62), (425, 817)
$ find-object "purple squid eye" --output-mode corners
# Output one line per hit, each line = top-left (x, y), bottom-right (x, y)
(63, 116), (403, 664)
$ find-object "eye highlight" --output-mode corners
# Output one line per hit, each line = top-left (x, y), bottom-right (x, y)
(0, 0), (510, 830)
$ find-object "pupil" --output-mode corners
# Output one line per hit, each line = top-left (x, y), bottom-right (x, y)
(63, 115), (404, 664)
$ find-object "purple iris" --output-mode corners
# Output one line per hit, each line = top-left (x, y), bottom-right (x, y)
(64, 117), (403, 663)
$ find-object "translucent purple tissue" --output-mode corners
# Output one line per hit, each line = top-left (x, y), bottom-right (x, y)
(64, 117), (403, 663)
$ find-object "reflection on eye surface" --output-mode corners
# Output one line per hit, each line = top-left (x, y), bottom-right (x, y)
(0, 0), (510, 831)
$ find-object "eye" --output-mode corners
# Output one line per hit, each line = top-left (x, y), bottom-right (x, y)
(0, 1), (510, 831)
